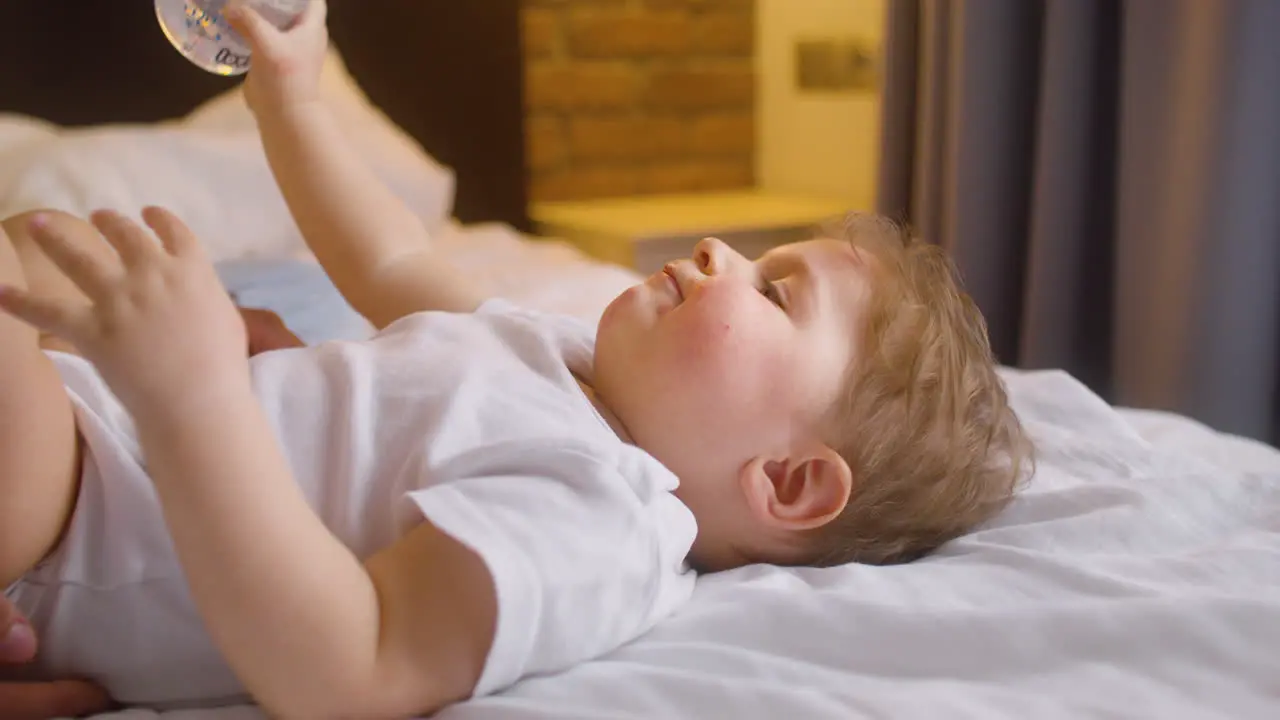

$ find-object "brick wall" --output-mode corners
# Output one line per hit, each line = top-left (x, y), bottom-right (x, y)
(522, 0), (757, 202)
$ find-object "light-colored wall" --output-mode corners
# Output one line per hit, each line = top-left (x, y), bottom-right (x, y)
(756, 0), (885, 209)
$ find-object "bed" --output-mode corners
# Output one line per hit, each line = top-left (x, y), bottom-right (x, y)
(3, 2), (1279, 719)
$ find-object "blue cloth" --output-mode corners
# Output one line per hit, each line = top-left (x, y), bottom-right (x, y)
(216, 259), (373, 345)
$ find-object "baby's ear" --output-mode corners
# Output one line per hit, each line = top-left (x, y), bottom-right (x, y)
(740, 447), (852, 531)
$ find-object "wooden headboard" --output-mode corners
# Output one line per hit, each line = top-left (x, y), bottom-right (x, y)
(0, 0), (531, 232)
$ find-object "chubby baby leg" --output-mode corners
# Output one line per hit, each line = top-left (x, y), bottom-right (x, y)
(0, 212), (87, 588)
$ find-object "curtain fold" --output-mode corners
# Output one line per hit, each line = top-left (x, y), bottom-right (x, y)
(877, 0), (1280, 444)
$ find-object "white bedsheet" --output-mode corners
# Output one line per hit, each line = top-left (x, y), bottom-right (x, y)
(81, 223), (1280, 720)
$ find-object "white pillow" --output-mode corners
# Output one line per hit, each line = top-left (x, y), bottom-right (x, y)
(0, 118), (57, 215)
(0, 115), (57, 155)
(0, 48), (456, 263)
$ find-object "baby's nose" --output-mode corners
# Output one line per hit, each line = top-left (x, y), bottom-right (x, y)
(693, 237), (731, 274)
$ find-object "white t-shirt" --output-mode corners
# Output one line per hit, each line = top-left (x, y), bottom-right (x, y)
(11, 299), (698, 705)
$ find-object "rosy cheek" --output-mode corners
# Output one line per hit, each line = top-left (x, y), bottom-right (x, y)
(671, 289), (744, 346)
(663, 288), (772, 387)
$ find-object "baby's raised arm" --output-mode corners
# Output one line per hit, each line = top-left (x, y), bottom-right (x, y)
(231, 2), (488, 328)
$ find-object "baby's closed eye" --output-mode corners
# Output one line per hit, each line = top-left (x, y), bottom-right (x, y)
(759, 280), (786, 308)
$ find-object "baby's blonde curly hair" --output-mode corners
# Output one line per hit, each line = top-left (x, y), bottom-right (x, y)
(805, 214), (1033, 566)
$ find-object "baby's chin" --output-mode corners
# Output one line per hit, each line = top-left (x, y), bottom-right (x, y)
(598, 281), (663, 335)
(595, 288), (630, 338)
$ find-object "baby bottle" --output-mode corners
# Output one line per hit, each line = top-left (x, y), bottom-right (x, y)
(156, 0), (310, 76)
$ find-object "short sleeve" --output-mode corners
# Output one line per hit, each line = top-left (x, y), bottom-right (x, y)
(400, 446), (697, 697)
(474, 298), (597, 355)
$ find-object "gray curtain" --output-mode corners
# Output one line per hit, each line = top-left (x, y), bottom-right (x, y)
(877, 0), (1280, 445)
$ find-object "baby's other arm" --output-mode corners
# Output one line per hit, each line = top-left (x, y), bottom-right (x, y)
(144, 385), (497, 718)
(231, 2), (489, 329)
(4, 207), (495, 718)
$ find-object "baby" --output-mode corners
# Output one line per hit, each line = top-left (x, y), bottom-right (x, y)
(0, 1), (1031, 716)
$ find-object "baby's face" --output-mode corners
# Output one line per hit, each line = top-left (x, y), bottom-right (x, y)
(593, 238), (871, 569)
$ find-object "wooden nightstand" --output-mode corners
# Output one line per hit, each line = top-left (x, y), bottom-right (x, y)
(530, 191), (853, 274)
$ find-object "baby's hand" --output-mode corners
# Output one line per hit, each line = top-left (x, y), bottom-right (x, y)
(0, 209), (248, 417)
(228, 0), (330, 115)
(1, 596), (112, 720)
(239, 306), (305, 356)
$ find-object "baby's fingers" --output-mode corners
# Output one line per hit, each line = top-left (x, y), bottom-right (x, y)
(141, 207), (205, 260)
(226, 2), (281, 55)
(298, 0), (328, 31)
(0, 285), (89, 341)
(26, 214), (119, 298)
(0, 679), (114, 720)
(91, 210), (159, 269)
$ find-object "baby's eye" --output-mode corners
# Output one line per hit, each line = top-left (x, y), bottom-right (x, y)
(759, 280), (785, 308)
